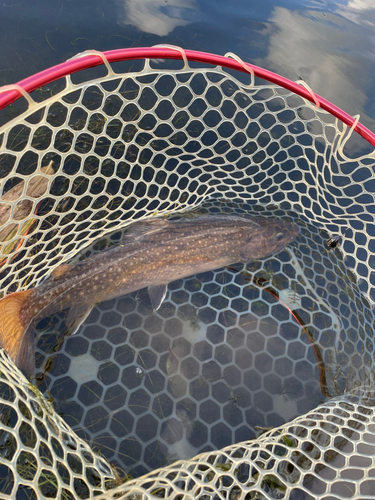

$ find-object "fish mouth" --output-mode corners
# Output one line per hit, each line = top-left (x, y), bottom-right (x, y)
(289, 221), (300, 237)
(281, 219), (300, 235)
(276, 220), (300, 249)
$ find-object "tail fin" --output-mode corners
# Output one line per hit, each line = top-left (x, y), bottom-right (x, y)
(0, 289), (35, 375)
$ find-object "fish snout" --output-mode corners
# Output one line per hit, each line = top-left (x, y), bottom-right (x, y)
(286, 220), (300, 239)
(274, 221), (300, 250)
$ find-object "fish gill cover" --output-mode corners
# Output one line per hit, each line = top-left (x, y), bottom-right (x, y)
(0, 49), (374, 499)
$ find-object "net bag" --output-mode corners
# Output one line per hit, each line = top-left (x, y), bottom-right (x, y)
(0, 47), (375, 499)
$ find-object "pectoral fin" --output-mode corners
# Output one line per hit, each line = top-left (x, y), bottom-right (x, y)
(148, 285), (168, 311)
(65, 304), (93, 335)
(51, 264), (71, 280)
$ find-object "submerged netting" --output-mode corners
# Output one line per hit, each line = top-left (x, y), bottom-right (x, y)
(1, 47), (375, 499)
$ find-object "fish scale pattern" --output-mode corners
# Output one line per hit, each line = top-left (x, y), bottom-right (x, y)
(0, 53), (375, 499)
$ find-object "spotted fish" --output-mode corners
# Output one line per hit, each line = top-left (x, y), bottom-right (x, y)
(0, 214), (299, 375)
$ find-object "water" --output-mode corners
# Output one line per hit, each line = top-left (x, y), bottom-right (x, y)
(1, 0), (375, 140)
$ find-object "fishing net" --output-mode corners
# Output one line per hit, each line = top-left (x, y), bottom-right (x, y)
(1, 47), (375, 499)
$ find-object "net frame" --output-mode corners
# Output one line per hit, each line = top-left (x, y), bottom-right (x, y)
(0, 46), (374, 147)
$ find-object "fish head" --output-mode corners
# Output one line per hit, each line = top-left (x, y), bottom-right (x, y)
(240, 217), (300, 261)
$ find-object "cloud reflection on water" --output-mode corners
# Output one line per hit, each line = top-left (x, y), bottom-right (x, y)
(115, 0), (199, 36)
(336, 0), (375, 27)
(260, 5), (375, 149)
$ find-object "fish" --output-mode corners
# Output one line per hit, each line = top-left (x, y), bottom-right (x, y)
(0, 214), (299, 375)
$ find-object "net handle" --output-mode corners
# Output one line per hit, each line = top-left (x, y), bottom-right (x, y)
(0, 46), (374, 147)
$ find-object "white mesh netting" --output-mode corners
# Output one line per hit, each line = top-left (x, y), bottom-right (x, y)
(0, 350), (121, 499)
(1, 49), (375, 499)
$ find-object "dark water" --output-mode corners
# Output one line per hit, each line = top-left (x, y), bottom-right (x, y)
(1, 0), (375, 137)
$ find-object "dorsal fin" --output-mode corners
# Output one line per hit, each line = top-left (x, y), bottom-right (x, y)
(51, 264), (71, 279)
(123, 218), (172, 241)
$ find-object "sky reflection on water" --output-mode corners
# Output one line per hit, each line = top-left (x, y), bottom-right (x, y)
(0, 0), (375, 142)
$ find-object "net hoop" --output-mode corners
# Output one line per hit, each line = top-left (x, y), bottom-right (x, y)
(0, 47), (374, 147)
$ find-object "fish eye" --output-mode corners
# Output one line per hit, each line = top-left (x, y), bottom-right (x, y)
(276, 232), (284, 241)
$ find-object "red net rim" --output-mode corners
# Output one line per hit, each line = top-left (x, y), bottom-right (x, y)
(1, 46), (374, 148)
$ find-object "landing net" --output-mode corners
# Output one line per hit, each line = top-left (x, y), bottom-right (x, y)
(0, 47), (375, 499)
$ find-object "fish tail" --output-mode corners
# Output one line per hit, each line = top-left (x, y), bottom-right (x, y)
(0, 289), (35, 375)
